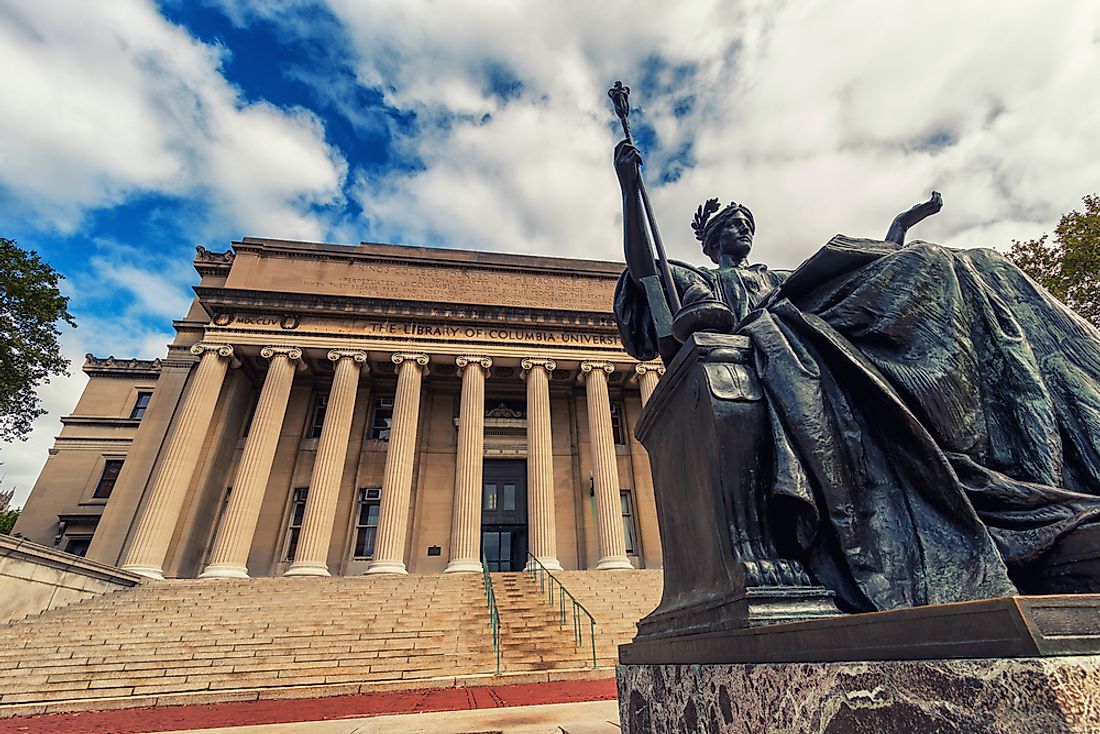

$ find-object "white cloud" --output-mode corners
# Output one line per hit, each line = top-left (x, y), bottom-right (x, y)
(327, 0), (1100, 268)
(0, 0), (347, 240)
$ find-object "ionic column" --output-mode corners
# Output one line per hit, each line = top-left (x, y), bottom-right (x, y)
(581, 361), (633, 570)
(445, 355), (492, 574)
(522, 358), (561, 571)
(367, 353), (430, 575)
(635, 363), (665, 406)
(120, 343), (235, 580)
(285, 349), (368, 576)
(201, 346), (302, 579)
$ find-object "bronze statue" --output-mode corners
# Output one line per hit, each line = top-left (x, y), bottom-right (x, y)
(609, 82), (1100, 617)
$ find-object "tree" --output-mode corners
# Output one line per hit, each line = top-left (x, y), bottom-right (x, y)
(0, 508), (18, 535)
(0, 238), (77, 442)
(1009, 194), (1100, 328)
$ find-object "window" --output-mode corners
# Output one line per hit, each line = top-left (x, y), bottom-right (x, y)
(64, 537), (91, 557)
(621, 490), (638, 555)
(129, 391), (153, 420)
(284, 488), (309, 561)
(353, 488), (382, 558)
(369, 395), (395, 441)
(610, 402), (628, 445)
(93, 459), (124, 499)
(307, 394), (329, 439)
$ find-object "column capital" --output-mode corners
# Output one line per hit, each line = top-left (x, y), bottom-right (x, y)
(392, 352), (430, 375)
(634, 362), (665, 377)
(521, 357), (557, 373)
(260, 345), (303, 361)
(190, 343), (234, 359)
(580, 361), (615, 378)
(456, 355), (492, 372)
(328, 349), (369, 370)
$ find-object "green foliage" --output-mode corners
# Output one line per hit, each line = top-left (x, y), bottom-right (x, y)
(0, 238), (77, 442)
(0, 508), (18, 535)
(1009, 194), (1100, 328)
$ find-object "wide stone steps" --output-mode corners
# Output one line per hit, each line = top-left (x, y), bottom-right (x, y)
(0, 575), (496, 711)
(0, 569), (663, 717)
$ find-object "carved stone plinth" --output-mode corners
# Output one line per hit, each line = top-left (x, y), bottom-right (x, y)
(633, 333), (837, 638)
(617, 656), (1100, 734)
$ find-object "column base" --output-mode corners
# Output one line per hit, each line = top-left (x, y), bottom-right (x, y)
(365, 560), (408, 575)
(526, 557), (563, 572)
(198, 563), (250, 579)
(284, 562), (331, 577)
(444, 559), (483, 574)
(120, 564), (166, 581)
(596, 555), (635, 571)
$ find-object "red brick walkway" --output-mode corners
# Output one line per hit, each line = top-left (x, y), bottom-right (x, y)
(4, 679), (619, 734)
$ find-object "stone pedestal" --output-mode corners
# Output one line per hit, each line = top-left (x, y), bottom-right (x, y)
(618, 595), (1100, 733)
(617, 657), (1100, 734)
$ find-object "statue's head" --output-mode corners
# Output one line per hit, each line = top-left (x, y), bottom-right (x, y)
(692, 199), (755, 264)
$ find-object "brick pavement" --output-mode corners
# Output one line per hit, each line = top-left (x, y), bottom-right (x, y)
(4, 678), (618, 734)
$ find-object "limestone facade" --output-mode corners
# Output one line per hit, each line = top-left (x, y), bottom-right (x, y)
(14, 238), (664, 578)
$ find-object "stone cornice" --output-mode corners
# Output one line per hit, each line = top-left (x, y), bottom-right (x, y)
(193, 286), (618, 330)
(60, 416), (142, 429)
(83, 354), (162, 379)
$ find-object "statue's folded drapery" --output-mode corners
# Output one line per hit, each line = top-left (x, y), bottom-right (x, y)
(614, 236), (1100, 612)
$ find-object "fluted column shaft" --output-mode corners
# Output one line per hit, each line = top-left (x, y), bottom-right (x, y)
(285, 350), (367, 576)
(367, 353), (429, 574)
(201, 346), (301, 579)
(523, 358), (561, 571)
(635, 363), (665, 406)
(121, 344), (235, 580)
(445, 356), (492, 574)
(582, 361), (633, 570)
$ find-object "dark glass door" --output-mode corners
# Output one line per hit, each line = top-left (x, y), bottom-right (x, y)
(481, 459), (527, 571)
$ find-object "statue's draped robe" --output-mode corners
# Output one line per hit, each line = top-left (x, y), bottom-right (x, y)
(614, 236), (1100, 612)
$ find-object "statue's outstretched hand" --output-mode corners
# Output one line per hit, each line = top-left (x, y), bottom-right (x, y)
(886, 191), (944, 246)
(900, 191), (943, 229)
(614, 139), (642, 193)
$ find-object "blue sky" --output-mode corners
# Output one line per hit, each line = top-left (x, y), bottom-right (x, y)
(2, 0), (1099, 502)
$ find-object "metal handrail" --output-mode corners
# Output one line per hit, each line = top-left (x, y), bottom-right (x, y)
(481, 556), (502, 675)
(525, 553), (598, 669)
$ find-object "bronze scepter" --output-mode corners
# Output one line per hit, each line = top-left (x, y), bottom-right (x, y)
(608, 81), (683, 315)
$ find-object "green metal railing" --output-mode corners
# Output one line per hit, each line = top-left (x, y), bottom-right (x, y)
(526, 553), (598, 668)
(481, 556), (502, 675)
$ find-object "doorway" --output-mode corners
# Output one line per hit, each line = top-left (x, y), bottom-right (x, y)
(481, 459), (527, 571)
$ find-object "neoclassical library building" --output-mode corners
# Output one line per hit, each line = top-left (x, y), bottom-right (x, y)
(16, 238), (665, 580)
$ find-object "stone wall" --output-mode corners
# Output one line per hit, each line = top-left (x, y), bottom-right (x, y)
(0, 535), (143, 622)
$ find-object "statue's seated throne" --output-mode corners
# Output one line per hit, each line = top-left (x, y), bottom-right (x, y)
(633, 332), (840, 641)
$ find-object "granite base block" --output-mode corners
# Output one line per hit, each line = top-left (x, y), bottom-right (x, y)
(617, 656), (1100, 734)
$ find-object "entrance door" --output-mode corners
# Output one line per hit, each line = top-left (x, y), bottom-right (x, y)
(481, 459), (527, 571)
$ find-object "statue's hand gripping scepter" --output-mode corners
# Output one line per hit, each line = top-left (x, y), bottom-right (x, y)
(608, 82), (682, 342)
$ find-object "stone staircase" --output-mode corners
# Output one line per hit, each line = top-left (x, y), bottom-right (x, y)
(0, 574), (495, 717)
(491, 572), (601, 672)
(493, 569), (663, 670)
(552, 570), (664, 665)
(0, 569), (663, 718)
